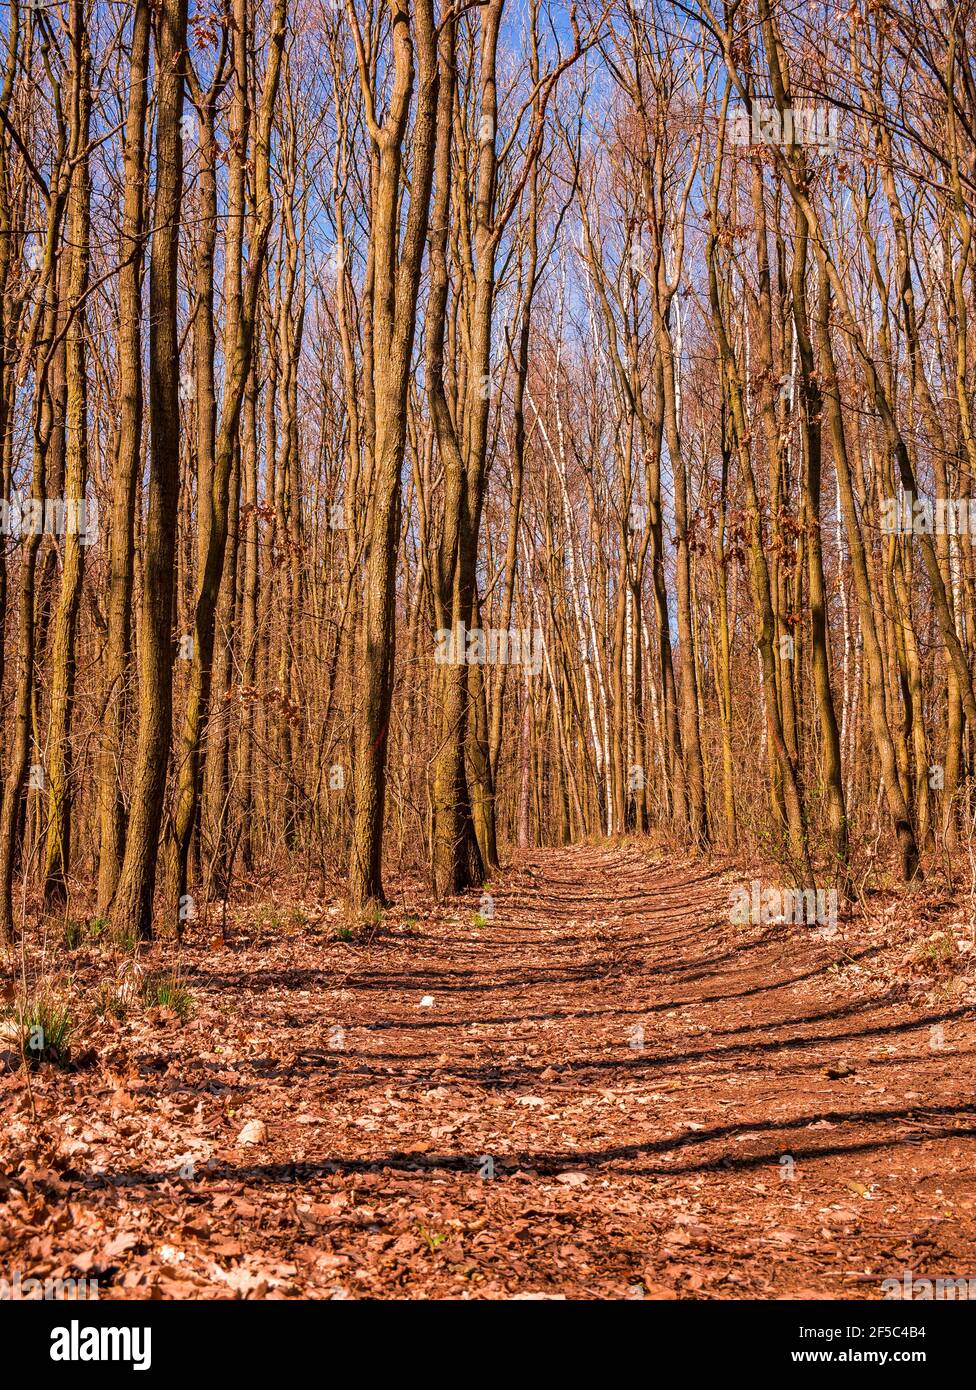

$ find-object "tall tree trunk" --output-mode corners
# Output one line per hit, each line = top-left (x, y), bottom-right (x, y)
(111, 0), (189, 941)
(347, 0), (438, 911)
(95, 0), (150, 915)
(43, 0), (91, 909)
(171, 0), (286, 911)
(792, 202), (848, 881)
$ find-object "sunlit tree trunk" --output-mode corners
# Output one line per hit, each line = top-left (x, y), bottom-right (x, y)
(43, 0), (91, 910)
(95, 0), (150, 915)
(112, 0), (189, 941)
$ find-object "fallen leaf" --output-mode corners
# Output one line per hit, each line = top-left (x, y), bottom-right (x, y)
(236, 1119), (268, 1146)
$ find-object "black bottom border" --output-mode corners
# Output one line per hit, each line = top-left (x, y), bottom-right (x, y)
(5, 1297), (967, 1378)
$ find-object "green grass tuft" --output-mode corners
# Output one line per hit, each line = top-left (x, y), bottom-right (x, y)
(142, 971), (193, 1022)
(7, 996), (74, 1068)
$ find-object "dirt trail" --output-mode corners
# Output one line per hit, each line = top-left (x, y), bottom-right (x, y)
(5, 845), (976, 1298)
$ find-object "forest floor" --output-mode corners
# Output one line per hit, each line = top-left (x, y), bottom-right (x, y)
(3, 842), (976, 1299)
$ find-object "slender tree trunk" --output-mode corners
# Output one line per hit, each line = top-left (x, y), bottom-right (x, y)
(96, 0), (150, 915)
(112, 0), (189, 940)
(43, 0), (91, 909)
(171, 0), (285, 910)
(348, 0), (439, 911)
(792, 203), (848, 881)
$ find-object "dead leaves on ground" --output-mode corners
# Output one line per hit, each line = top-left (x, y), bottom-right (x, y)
(2, 847), (976, 1298)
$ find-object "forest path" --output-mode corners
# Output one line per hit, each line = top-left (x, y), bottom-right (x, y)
(6, 844), (976, 1298)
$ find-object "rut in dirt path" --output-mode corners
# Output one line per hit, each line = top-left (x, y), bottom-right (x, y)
(248, 840), (976, 1297)
(182, 842), (976, 1296)
(9, 843), (976, 1299)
